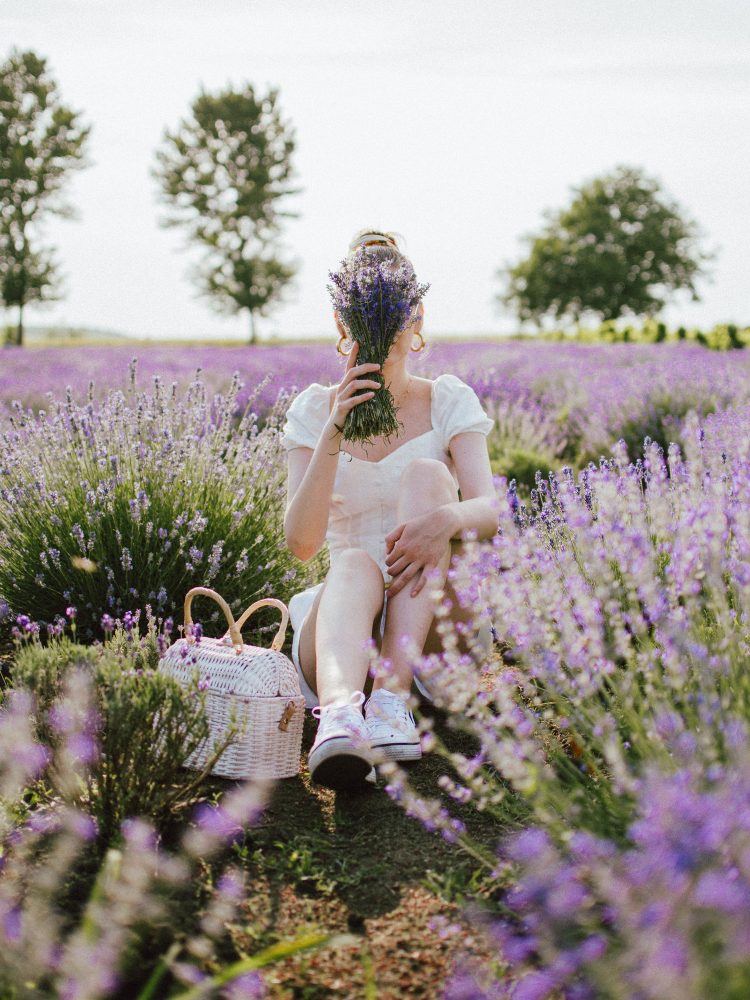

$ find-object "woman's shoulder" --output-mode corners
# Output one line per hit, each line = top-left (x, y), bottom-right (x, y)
(288, 381), (333, 411)
(431, 371), (469, 389)
(430, 371), (475, 402)
(430, 373), (494, 442)
(281, 382), (333, 450)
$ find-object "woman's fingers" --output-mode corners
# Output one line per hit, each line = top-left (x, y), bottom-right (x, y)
(343, 377), (381, 397)
(385, 554), (409, 576)
(346, 363), (381, 383)
(387, 562), (421, 597)
(332, 342), (382, 422)
(385, 524), (404, 552)
(339, 388), (376, 412)
(409, 564), (435, 598)
(344, 339), (359, 372)
(338, 368), (380, 404)
(342, 394), (373, 412)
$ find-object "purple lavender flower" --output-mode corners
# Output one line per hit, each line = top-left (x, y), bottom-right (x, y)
(223, 971), (266, 999)
(326, 246), (429, 444)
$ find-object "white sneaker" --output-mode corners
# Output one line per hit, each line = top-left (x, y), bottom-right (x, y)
(308, 691), (376, 790)
(365, 689), (422, 762)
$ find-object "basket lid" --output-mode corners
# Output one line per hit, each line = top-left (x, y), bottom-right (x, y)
(160, 637), (301, 698)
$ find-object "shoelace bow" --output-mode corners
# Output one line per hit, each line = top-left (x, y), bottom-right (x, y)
(312, 690), (366, 723)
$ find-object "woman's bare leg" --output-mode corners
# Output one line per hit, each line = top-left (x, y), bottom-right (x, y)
(296, 548), (385, 707)
(422, 538), (493, 658)
(375, 458), (458, 694)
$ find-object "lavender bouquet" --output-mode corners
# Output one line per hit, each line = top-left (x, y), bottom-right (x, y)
(327, 247), (429, 445)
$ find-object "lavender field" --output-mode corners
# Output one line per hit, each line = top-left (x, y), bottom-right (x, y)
(3, 339), (750, 483)
(1, 339), (750, 997)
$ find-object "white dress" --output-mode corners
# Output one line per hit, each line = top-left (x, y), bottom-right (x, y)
(281, 372), (495, 707)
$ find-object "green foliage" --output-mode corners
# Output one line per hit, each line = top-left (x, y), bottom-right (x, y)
(152, 82), (300, 344)
(704, 323), (745, 351)
(490, 445), (556, 494)
(538, 318), (750, 349)
(9, 618), (222, 845)
(484, 395), (568, 493)
(0, 365), (324, 644)
(499, 164), (713, 326)
(0, 48), (92, 345)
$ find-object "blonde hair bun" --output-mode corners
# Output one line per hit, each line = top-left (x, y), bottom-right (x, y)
(348, 228), (406, 254)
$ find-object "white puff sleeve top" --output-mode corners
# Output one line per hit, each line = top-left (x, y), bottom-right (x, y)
(282, 373), (494, 578)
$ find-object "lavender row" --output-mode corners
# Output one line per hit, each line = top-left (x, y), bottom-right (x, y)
(4, 342), (749, 474)
(381, 399), (750, 998)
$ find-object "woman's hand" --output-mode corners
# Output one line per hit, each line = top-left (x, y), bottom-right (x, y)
(384, 507), (455, 598)
(326, 341), (382, 436)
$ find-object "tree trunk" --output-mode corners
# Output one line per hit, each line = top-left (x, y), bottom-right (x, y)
(248, 308), (256, 346)
(15, 301), (24, 347)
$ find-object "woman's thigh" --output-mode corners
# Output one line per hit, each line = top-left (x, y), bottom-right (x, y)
(296, 564), (386, 695)
(421, 539), (492, 658)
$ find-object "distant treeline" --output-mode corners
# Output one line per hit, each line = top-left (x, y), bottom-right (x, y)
(525, 319), (750, 351)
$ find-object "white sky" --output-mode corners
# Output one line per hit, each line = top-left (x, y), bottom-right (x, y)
(1, 0), (749, 340)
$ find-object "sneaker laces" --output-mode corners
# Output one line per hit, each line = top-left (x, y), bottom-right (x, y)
(312, 690), (367, 734)
(366, 689), (414, 727)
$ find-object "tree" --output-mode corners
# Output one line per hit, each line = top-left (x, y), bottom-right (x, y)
(152, 83), (300, 345)
(499, 165), (713, 327)
(0, 48), (91, 346)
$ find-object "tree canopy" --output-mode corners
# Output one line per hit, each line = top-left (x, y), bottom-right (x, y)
(499, 165), (713, 327)
(152, 83), (300, 344)
(0, 47), (91, 346)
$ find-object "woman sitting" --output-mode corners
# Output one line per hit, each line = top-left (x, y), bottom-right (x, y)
(282, 228), (498, 791)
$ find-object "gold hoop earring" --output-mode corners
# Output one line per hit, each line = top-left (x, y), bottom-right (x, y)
(337, 333), (353, 356)
(410, 331), (425, 353)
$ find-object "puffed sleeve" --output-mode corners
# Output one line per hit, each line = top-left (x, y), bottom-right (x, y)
(281, 382), (332, 451)
(433, 373), (494, 449)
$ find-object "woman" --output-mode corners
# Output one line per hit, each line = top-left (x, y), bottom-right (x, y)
(282, 229), (498, 791)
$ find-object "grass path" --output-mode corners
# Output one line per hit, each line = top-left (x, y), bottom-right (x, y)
(229, 710), (508, 998)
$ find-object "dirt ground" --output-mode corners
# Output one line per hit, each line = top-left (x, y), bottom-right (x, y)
(228, 707), (512, 999)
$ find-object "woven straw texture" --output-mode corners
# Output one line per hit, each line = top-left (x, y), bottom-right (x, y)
(158, 588), (305, 780)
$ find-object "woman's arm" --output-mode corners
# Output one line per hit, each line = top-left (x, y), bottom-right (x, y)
(437, 431), (499, 541)
(284, 344), (382, 561)
(384, 431), (499, 596)
(284, 441), (336, 562)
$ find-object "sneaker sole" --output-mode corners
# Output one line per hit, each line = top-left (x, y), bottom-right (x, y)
(309, 737), (374, 791)
(371, 742), (423, 762)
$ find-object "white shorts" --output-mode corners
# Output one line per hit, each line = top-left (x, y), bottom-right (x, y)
(288, 583), (492, 710)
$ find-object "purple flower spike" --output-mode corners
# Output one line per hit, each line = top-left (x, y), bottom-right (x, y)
(223, 971), (266, 999)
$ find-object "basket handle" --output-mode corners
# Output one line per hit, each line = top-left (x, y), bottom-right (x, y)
(183, 586), (243, 654)
(222, 598), (289, 653)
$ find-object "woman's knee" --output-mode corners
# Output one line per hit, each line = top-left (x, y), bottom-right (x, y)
(328, 547), (384, 587)
(398, 458), (457, 500)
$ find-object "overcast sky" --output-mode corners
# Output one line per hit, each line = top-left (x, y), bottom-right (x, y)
(1, 0), (749, 340)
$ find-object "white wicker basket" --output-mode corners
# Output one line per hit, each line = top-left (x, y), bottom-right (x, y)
(158, 586), (305, 780)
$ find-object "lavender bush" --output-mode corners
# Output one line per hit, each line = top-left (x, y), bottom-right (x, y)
(7, 610), (237, 844)
(377, 400), (750, 994)
(0, 360), (326, 642)
(446, 732), (750, 1000)
(0, 636), (333, 998)
(326, 245), (429, 443)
